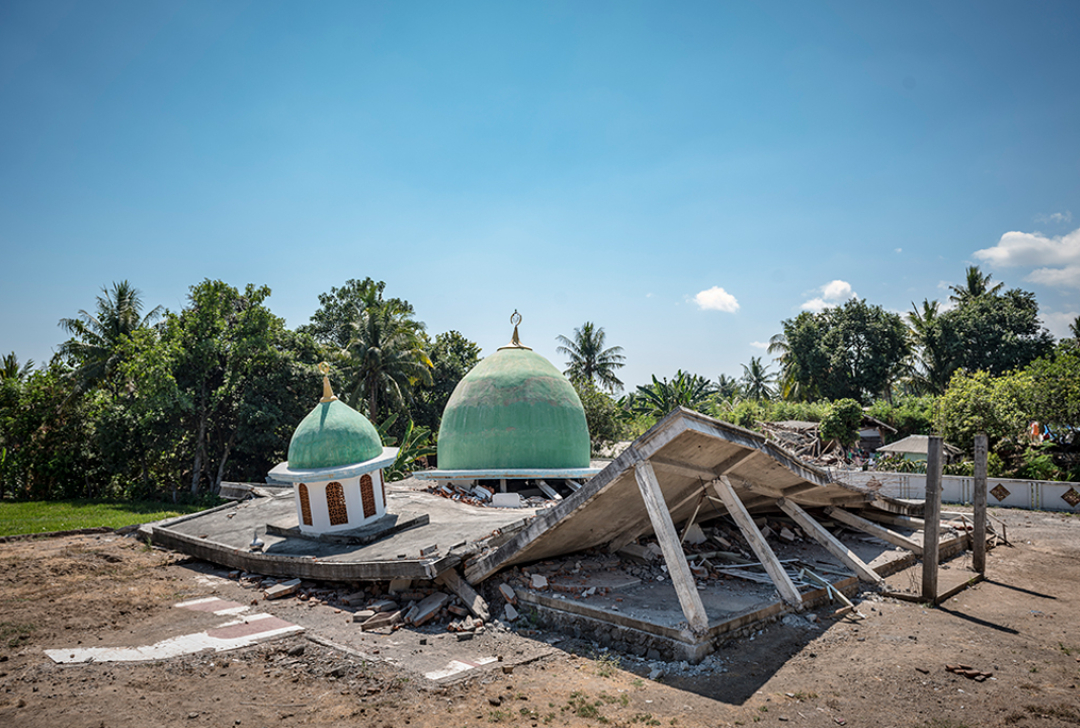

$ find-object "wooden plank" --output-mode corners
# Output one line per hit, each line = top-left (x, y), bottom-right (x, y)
(923, 436), (943, 600)
(778, 499), (882, 584)
(435, 568), (490, 622)
(824, 507), (924, 555)
(633, 461), (709, 634)
(713, 476), (802, 606)
(973, 433), (988, 575)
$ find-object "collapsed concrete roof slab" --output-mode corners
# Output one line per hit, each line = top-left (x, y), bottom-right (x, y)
(465, 407), (879, 584)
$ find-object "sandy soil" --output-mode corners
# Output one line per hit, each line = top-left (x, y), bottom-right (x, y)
(1, 507), (1079, 728)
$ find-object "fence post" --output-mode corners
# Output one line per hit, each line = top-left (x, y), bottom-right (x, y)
(972, 434), (988, 574)
(922, 436), (943, 601)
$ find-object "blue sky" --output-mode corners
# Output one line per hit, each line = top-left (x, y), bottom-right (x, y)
(2, 0), (1078, 390)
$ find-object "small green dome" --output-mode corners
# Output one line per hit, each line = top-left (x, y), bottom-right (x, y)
(288, 399), (383, 470)
(437, 347), (591, 470)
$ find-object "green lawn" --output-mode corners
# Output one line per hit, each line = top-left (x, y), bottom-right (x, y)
(0, 499), (210, 537)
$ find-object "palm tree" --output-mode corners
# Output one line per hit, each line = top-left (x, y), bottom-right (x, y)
(905, 299), (955, 395)
(740, 356), (776, 401)
(343, 292), (433, 422)
(1070, 315), (1080, 340)
(556, 322), (626, 393)
(949, 265), (1004, 305)
(715, 373), (740, 400)
(629, 371), (715, 417)
(0, 353), (33, 381)
(57, 281), (162, 394)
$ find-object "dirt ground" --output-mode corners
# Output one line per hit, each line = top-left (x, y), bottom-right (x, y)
(1, 507), (1079, 728)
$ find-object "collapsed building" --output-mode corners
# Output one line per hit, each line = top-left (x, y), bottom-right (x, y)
(151, 317), (992, 662)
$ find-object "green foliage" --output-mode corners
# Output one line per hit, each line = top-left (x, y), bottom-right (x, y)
(573, 380), (626, 455)
(557, 322), (626, 393)
(820, 398), (862, 446)
(739, 356), (776, 401)
(627, 370), (715, 418)
(942, 288), (1053, 377)
(384, 419), (436, 482)
(1018, 442), (1060, 481)
(412, 330), (481, 436)
(935, 369), (1030, 448)
(780, 299), (909, 404)
(867, 396), (936, 439)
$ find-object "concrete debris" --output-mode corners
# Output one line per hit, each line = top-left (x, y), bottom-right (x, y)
(683, 523), (707, 545)
(504, 604), (519, 622)
(499, 583), (517, 604)
(263, 578), (301, 600)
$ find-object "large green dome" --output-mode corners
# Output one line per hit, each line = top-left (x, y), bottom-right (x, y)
(437, 347), (591, 470)
(287, 399), (383, 470)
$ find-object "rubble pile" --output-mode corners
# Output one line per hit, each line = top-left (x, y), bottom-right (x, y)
(226, 572), (495, 638)
(758, 421), (849, 467)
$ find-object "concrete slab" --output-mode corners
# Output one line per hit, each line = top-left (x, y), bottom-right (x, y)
(151, 477), (544, 581)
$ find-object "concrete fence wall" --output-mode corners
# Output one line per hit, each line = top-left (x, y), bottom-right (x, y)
(834, 470), (1080, 512)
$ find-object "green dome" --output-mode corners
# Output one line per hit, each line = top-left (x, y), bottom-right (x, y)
(437, 347), (591, 470)
(288, 399), (383, 470)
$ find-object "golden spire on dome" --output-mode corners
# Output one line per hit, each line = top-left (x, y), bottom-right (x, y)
(498, 310), (532, 351)
(318, 362), (338, 402)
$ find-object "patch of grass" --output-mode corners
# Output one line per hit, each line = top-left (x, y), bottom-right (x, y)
(631, 678), (644, 688)
(564, 692), (604, 721)
(598, 691), (629, 707)
(630, 714), (661, 726)
(0, 499), (210, 537)
(593, 652), (621, 677)
(0, 622), (34, 648)
(1059, 642), (1074, 657)
(488, 709), (511, 723)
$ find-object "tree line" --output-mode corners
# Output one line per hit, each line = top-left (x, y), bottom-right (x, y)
(2, 266), (1078, 502)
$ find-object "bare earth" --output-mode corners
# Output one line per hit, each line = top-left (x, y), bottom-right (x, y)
(1, 507), (1079, 728)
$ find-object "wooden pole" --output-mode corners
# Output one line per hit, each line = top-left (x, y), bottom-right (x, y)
(632, 461), (709, 634)
(922, 435), (943, 601)
(972, 433), (988, 575)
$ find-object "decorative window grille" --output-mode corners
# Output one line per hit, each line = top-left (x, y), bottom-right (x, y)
(327, 481), (348, 526)
(298, 483), (313, 526)
(360, 474), (376, 518)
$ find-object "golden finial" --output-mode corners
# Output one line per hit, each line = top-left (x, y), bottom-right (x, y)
(319, 362), (338, 402)
(498, 310), (532, 351)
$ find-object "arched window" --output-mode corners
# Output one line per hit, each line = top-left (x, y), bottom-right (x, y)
(298, 483), (312, 526)
(326, 481), (348, 525)
(360, 474), (376, 518)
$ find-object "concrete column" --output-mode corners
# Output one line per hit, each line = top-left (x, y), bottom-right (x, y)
(973, 433), (988, 574)
(922, 435), (943, 601)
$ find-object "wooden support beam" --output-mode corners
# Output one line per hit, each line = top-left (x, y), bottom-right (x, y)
(923, 436), (943, 600)
(973, 433), (988, 575)
(714, 476), (802, 607)
(778, 499), (882, 585)
(825, 507), (924, 555)
(633, 461), (710, 634)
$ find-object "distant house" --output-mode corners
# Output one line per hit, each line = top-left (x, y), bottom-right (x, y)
(858, 415), (897, 452)
(875, 434), (961, 464)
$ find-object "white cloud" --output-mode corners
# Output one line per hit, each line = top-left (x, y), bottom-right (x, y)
(895, 247), (903, 254)
(973, 227), (1080, 268)
(1041, 310), (1080, 339)
(801, 279), (856, 312)
(1026, 265), (1080, 289)
(750, 341), (769, 349)
(1036, 211), (1073, 225)
(694, 286), (740, 313)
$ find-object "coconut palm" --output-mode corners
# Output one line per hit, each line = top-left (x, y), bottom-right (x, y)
(715, 373), (741, 401)
(342, 292), (433, 422)
(949, 265), (1004, 305)
(0, 353), (33, 381)
(904, 299), (956, 395)
(556, 322), (626, 393)
(740, 356), (776, 401)
(57, 281), (163, 394)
